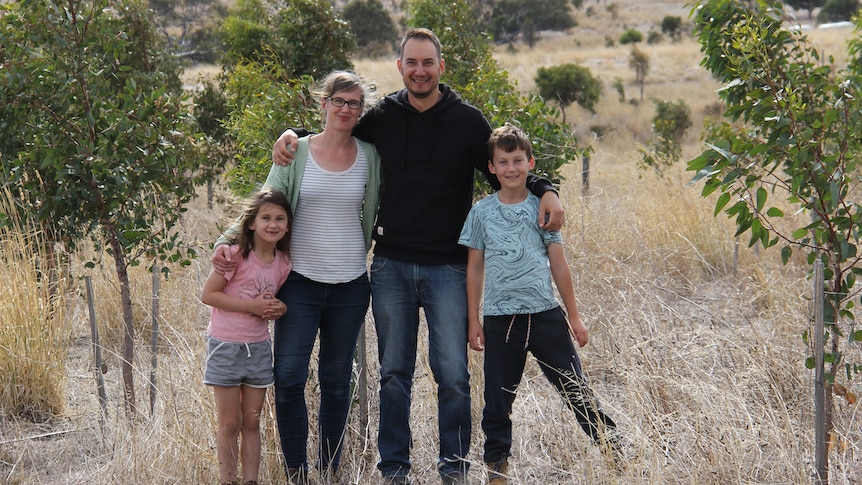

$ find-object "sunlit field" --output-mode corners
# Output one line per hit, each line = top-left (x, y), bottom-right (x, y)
(3, 1), (861, 484)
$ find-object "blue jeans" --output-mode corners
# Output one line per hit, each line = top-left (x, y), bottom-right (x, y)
(481, 307), (617, 462)
(273, 272), (370, 473)
(370, 256), (471, 479)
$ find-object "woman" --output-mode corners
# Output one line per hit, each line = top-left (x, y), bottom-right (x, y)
(213, 71), (380, 484)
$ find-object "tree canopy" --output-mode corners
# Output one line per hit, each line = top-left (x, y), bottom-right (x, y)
(342, 0), (398, 57)
(687, 1), (862, 477)
(0, 0), (200, 416)
(488, 0), (576, 45)
(783, 0), (826, 18)
(219, 0), (354, 78)
(818, 0), (860, 23)
(534, 63), (602, 123)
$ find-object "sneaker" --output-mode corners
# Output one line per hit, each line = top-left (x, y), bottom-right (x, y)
(286, 467), (308, 485)
(486, 457), (509, 484)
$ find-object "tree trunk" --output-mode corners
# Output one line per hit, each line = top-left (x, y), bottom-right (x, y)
(110, 233), (137, 418)
(207, 178), (214, 210)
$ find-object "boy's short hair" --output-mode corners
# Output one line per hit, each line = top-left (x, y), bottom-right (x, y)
(488, 124), (532, 160)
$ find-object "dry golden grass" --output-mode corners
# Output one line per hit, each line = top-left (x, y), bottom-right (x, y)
(3, 2), (862, 484)
(0, 189), (68, 423)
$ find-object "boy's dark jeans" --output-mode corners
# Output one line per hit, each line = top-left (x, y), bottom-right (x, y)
(481, 306), (618, 462)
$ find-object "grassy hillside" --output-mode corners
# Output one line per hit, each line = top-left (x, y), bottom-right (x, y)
(2, 1), (861, 484)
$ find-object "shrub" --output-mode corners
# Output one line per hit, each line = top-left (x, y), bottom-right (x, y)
(620, 28), (643, 44)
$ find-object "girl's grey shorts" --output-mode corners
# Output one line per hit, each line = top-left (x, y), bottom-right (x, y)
(204, 336), (274, 388)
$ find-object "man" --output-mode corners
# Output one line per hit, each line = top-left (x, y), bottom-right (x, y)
(271, 29), (565, 485)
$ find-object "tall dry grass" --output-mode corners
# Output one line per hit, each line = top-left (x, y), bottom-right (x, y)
(0, 188), (68, 423)
(3, 1), (862, 483)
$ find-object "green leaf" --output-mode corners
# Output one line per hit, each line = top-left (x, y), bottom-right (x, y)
(715, 192), (731, 215)
(781, 245), (792, 265)
(755, 187), (767, 212)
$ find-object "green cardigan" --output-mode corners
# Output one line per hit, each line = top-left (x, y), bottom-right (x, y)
(216, 135), (382, 251)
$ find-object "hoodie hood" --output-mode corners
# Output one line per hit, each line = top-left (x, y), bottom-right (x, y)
(385, 83), (463, 114)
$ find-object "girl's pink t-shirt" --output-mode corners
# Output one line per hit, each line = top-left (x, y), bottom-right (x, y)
(206, 245), (292, 343)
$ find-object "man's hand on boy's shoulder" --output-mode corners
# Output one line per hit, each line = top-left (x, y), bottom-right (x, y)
(539, 191), (565, 231)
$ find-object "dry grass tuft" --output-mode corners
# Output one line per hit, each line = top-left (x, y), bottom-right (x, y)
(0, 188), (68, 423)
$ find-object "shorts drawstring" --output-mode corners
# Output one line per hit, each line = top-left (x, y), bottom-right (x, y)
(244, 342), (251, 358)
(504, 313), (532, 349)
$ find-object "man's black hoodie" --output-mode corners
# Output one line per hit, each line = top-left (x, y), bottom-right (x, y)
(354, 84), (556, 265)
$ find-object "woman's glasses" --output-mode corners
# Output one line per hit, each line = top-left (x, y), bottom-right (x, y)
(326, 97), (363, 110)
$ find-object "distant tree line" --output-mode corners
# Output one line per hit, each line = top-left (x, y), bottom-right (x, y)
(782, 0), (860, 22)
(148, 0), (595, 60)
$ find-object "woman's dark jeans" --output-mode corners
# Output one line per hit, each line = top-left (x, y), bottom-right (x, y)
(273, 271), (370, 472)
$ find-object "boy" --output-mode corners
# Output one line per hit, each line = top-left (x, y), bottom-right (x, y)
(458, 125), (620, 484)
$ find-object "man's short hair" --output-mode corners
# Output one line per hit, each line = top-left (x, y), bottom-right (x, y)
(400, 28), (442, 61)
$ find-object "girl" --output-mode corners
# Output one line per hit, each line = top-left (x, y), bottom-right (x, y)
(202, 189), (293, 485)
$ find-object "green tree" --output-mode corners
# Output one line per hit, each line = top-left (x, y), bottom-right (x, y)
(273, 0), (355, 79)
(220, 64), (321, 195)
(612, 76), (626, 102)
(0, 0), (199, 417)
(193, 81), (234, 208)
(784, 0), (826, 18)
(219, 0), (272, 67)
(687, 2), (862, 479)
(661, 15), (683, 41)
(406, 0), (582, 190)
(343, 0), (398, 57)
(818, 0), (860, 22)
(488, 0), (575, 45)
(639, 99), (692, 174)
(534, 63), (602, 123)
(619, 27), (643, 44)
(148, 0), (227, 62)
(629, 45), (650, 102)
(219, 0), (354, 78)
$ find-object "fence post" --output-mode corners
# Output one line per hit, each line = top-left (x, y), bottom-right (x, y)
(358, 322), (369, 449)
(149, 265), (160, 417)
(813, 261), (827, 485)
(85, 276), (108, 424)
(581, 154), (590, 194)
